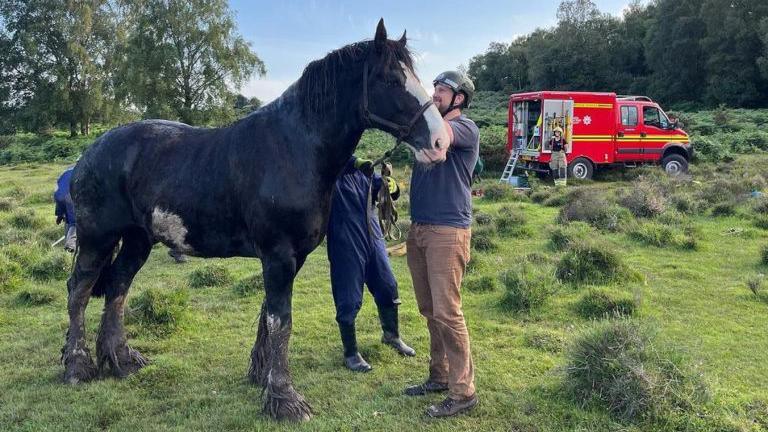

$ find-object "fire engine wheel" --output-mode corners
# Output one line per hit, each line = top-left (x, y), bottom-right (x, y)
(661, 154), (688, 176)
(568, 157), (594, 180)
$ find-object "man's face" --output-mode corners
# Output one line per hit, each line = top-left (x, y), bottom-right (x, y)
(432, 83), (463, 115)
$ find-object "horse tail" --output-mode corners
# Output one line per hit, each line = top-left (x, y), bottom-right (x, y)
(90, 241), (121, 298)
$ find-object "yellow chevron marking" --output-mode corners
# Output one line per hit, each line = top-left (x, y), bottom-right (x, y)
(574, 103), (613, 109)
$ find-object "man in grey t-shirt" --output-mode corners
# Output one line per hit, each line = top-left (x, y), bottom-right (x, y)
(403, 71), (479, 417)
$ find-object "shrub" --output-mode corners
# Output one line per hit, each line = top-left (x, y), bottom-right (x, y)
(669, 192), (703, 214)
(15, 287), (58, 306)
(755, 215), (768, 230)
(8, 208), (45, 230)
(465, 256), (486, 274)
(29, 251), (70, 280)
(565, 319), (709, 421)
(232, 273), (264, 297)
(0, 197), (14, 212)
(0, 254), (23, 292)
(558, 189), (631, 231)
(188, 263), (233, 288)
(471, 229), (498, 252)
(710, 202), (737, 217)
(576, 290), (637, 319)
(483, 183), (513, 201)
(628, 222), (697, 250)
(523, 328), (565, 353)
(548, 221), (594, 251)
(473, 212), (494, 226)
(530, 188), (552, 204)
(618, 181), (667, 218)
(127, 288), (188, 332)
(499, 265), (557, 312)
(556, 240), (635, 285)
(465, 275), (498, 293)
(496, 214), (531, 238)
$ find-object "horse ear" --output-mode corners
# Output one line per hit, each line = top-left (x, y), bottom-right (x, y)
(374, 18), (387, 52)
(399, 30), (407, 46)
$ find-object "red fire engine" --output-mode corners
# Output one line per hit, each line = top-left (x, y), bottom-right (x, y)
(505, 91), (691, 180)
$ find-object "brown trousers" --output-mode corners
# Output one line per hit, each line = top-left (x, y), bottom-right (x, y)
(407, 223), (475, 399)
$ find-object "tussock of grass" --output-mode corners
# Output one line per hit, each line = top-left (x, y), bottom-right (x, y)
(465, 275), (498, 293)
(29, 251), (70, 280)
(0, 254), (23, 292)
(556, 240), (638, 285)
(618, 181), (667, 218)
(127, 288), (188, 333)
(471, 229), (498, 252)
(523, 328), (565, 353)
(232, 273), (264, 297)
(565, 319), (709, 422)
(473, 212), (494, 226)
(483, 183), (514, 201)
(499, 264), (558, 312)
(0, 197), (14, 212)
(548, 221), (594, 251)
(8, 208), (45, 230)
(558, 189), (631, 231)
(576, 289), (637, 319)
(15, 287), (58, 306)
(188, 264), (233, 288)
(628, 222), (698, 250)
(465, 256), (486, 274)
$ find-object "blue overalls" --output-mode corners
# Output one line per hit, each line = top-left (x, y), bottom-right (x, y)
(54, 167), (76, 230)
(327, 157), (399, 326)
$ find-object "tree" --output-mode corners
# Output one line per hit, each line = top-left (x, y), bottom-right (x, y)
(119, 0), (265, 125)
(0, 0), (119, 135)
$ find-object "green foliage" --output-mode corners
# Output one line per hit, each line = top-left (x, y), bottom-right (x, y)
(188, 264), (233, 288)
(483, 183), (514, 202)
(548, 221), (594, 251)
(746, 274), (765, 299)
(15, 287), (59, 306)
(496, 208), (531, 238)
(558, 189), (631, 231)
(523, 328), (565, 353)
(29, 251), (70, 281)
(617, 181), (667, 218)
(0, 197), (14, 212)
(565, 319), (709, 422)
(556, 240), (635, 285)
(471, 229), (498, 252)
(127, 288), (189, 332)
(232, 273), (264, 297)
(576, 289), (637, 319)
(499, 265), (558, 312)
(8, 209), (45, 230)
(0, 254), (23, 292)
(628, 222), (698, 250)
(464, 275), (498, 293)
(473, 212), (494, 226)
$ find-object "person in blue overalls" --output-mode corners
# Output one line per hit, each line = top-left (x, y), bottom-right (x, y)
(327, 156), (415, 372)
(54, 166), (77, 252)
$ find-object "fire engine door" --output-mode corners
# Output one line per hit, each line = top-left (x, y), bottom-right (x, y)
(541, 99), (573, 154)
(616, 104), (643, 161)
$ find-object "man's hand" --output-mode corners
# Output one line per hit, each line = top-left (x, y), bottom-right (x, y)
(354, 158), (374, 177)
(56, 216), (63, 225)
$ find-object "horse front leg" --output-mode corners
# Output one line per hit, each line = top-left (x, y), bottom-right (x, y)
(249, 250), (312, 422)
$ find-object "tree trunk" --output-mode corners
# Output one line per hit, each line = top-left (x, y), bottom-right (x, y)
(70, 121), (78, 137)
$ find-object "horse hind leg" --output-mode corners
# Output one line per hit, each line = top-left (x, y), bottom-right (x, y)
(96, 230), (152, 378)
(62, 236), (118, 384)
(250, 251), (312, 422)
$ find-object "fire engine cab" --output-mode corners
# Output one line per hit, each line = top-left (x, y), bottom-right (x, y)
(505, 91), (692, 180)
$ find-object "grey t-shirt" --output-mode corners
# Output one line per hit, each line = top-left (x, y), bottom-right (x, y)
(410, 115), (479, 228)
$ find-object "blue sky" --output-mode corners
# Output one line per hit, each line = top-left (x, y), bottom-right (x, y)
(230, 0), (637, 102)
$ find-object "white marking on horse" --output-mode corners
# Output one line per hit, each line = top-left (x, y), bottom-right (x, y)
(400, 61), (450, 157)
(151, 208), (193, 253)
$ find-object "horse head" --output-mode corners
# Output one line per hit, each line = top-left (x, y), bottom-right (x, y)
(362, 19), (449, 164)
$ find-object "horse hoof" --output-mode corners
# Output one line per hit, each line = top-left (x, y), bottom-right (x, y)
(98, 343), (149, 378)
(265, 387), (313, 422)
(62, 348), (97, 384)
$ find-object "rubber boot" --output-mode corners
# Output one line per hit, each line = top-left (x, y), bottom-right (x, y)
(338, 323), (372, 372)
(378, 305), (416, 356)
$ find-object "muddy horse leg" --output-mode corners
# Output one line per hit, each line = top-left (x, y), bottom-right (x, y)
(249, 250), (311, 421)
(96, 231), (152, 377)
(62, 237), (117, 384)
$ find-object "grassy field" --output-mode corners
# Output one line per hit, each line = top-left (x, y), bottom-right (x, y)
(1, 158), (768, 432)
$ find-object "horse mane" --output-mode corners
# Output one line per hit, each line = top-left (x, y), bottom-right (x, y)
(295, 38), (415, 118)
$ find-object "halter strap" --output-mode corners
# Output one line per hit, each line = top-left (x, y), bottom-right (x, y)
(361, 61), (434, 143)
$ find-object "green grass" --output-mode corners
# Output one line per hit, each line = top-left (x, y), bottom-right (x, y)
(1, 159), (768, 431)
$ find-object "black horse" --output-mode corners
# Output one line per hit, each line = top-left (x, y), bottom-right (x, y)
(61, 20), (448, 421)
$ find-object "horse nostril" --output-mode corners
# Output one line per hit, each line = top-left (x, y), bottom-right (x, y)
(435, 140), (441, 149)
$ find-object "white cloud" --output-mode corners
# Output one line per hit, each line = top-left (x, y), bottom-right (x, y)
(240, 77), (294, 103)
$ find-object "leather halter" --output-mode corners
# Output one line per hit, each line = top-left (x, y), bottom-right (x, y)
(361, 61), (434, 146)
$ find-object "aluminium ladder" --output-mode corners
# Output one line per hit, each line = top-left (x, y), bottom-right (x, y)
(498, 149), (522, 183)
